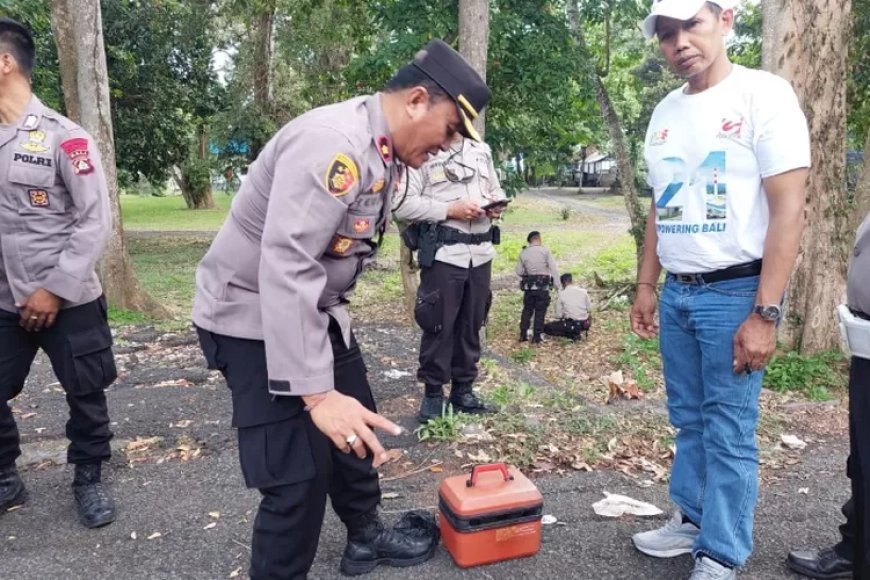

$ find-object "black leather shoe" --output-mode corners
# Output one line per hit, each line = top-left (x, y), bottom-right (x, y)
(340, 510), (438, 575)
(0, 465), (27, 512)
(73, 463), (116, 529)
(786, 547), (852, 579)
(449, 383), (498, 415)
(417, 395), (446, 423)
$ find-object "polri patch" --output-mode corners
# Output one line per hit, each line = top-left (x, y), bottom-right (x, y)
(12, 152), (52, 167)
(28, 189), (50, 207)
(60, 138), (95, 175)
(331, 236), (354, 255)
(325, 154), (358, 197)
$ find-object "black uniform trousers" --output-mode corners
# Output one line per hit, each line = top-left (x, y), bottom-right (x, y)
(415, 260), (491, 387)
(520, 289), (550, 340)
(849, 356), (870, 577)
(543, 317), (590, 340)
(197, 318), (380, 580)
(0, 297), (116, 467)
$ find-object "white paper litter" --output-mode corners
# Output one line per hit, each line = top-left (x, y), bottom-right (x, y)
(592, 491), (663, 518)
(541, 515), (558, 525)
(383, 369), (411, 380)
(781, 434), (807, 450)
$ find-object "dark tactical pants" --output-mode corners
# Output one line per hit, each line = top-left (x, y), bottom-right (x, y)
(197, 319), (381, 580)
(849, 356), (870, 577)
(0, 297), (116, 467)
(543, 317), (591, 340)
(415, 260), (491, 387)
(520, 289), (550, 340)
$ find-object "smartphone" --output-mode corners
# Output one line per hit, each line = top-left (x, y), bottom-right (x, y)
(481, 199), (511, 212)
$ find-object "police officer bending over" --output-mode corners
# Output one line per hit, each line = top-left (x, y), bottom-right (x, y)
(393, 132), (506, 423)
(543, 273), (592, 341)
(516, 231), (560, 343)
(0, 19), (118, 529)
(193, 39), (490, 578)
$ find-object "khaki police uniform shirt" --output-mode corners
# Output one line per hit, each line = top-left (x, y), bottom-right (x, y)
(392, 138), (505, 268)
(555, 285), (591, 321)
(848, 212), (870, 314)
(516, 244), (561, 289)
(0, 96), (111, 313)
(192, 94), (399, 396)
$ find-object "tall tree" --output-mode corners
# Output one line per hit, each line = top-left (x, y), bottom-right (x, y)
(762, 0), (852, 352)
(50, 0), (164, 315)
(459, 0), (490, 137)
(569, 1), (646, 263)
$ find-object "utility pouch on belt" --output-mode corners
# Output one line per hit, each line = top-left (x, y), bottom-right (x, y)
(417, 222), (440, 268)
(520, 275), (553, 291)
(401, 222), (420, 251)
(838, 304), (870, 360)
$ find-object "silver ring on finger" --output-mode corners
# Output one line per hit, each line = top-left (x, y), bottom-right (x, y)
(345, 434), (358, 446)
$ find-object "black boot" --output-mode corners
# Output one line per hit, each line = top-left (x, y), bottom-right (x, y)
(72, 463), (115, 529)
(786, 547), (852, 579)
(0, 464), (27, 512)
(417, 394), (446, 424)
(449, 382), (498, 415)
(340, 509), (438, 576)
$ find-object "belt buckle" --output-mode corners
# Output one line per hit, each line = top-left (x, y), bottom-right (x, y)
(675, 273), (699, 284)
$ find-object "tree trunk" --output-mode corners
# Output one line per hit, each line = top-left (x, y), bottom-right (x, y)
(458, 0), (490, 138)
(763, 0), (852, 352)
(396, 222), (419, 325)
(567, 2), (645, 263)
(50, 0), (166, 316)
(250, 1), (275, 159)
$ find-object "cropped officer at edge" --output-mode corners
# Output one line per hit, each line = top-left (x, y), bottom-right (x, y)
(0, 18), (117, 529)
(193, 39), (491, 578)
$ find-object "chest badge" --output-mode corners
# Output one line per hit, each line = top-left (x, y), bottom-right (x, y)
(28, 189), (50, 207)
(376, 136), (393, 164)
(371, 178), (385, 194)
(60, 138), (95, 175)
(20, 130), (50, 153)
(352, 218), (371, 234)
(331, 236), (355, 255)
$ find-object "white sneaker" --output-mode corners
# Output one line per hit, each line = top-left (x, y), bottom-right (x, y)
(632, 509), (699, 558)
(689, 556), (736, 579)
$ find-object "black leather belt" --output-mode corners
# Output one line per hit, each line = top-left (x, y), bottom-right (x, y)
(671, 260), (762, 284)
(851, 307), (870, 322)
(438, 226), (493, 245)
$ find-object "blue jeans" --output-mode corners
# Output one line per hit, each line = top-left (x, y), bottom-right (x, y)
(660, 274), (764, 568)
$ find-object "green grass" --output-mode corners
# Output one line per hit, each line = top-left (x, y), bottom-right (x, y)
(612, 333), (661, 391)
(763, 349), (848, 400)
(120, 194), (232, 231)
(128, 236), (212, 316)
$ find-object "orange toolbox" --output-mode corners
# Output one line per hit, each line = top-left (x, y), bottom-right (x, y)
(438, 463), (544, 568)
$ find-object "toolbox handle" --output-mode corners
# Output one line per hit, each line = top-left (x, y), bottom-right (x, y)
(466, 463), (514, 487)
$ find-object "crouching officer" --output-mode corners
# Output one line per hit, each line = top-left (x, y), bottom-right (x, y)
(0, 19), (117, 528)
(393, 130), (506, 423)
(543, 273), (592, 341)
(786, 210), (870, 579)
(193, 39), (490, 578)
(516, 231), (560, 343)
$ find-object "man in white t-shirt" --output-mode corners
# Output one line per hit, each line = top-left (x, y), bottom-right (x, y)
(628, 1), (810, 579)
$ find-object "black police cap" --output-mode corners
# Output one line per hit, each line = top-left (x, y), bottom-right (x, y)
(0, 18), (35, 53)
(412, 39), (491, 142)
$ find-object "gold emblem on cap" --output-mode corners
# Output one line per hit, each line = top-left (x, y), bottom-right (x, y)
(457, 94), (479, 119)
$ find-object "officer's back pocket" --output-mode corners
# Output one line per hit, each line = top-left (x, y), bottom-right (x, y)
(67, 325), (117, 395)
(414, 289), (443, 334)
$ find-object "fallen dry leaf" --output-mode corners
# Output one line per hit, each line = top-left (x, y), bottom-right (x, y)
(173, 419), (193, 429)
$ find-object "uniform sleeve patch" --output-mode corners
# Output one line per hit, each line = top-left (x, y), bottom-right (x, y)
(331, 236), (355, 255)
(28, 189), (50, 207)
(325, 153), (359, 197)
(60, 137), (95, 175)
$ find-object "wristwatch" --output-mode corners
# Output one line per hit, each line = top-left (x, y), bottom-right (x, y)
(753, 304), (782, 323)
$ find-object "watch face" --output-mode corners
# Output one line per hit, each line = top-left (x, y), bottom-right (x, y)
(756, 305), (781, 321)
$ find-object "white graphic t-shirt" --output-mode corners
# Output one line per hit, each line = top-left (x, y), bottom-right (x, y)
(644, 64), (811, 273)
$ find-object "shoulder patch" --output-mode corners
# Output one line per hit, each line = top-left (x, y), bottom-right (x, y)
(325, 153), (359, 197)
(60, 137), (95, 175)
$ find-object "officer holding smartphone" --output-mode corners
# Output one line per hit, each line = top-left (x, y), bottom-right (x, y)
(393, 135), (506, 423)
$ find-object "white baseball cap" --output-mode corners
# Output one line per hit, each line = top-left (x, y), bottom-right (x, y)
(641, 0), (734, 40)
